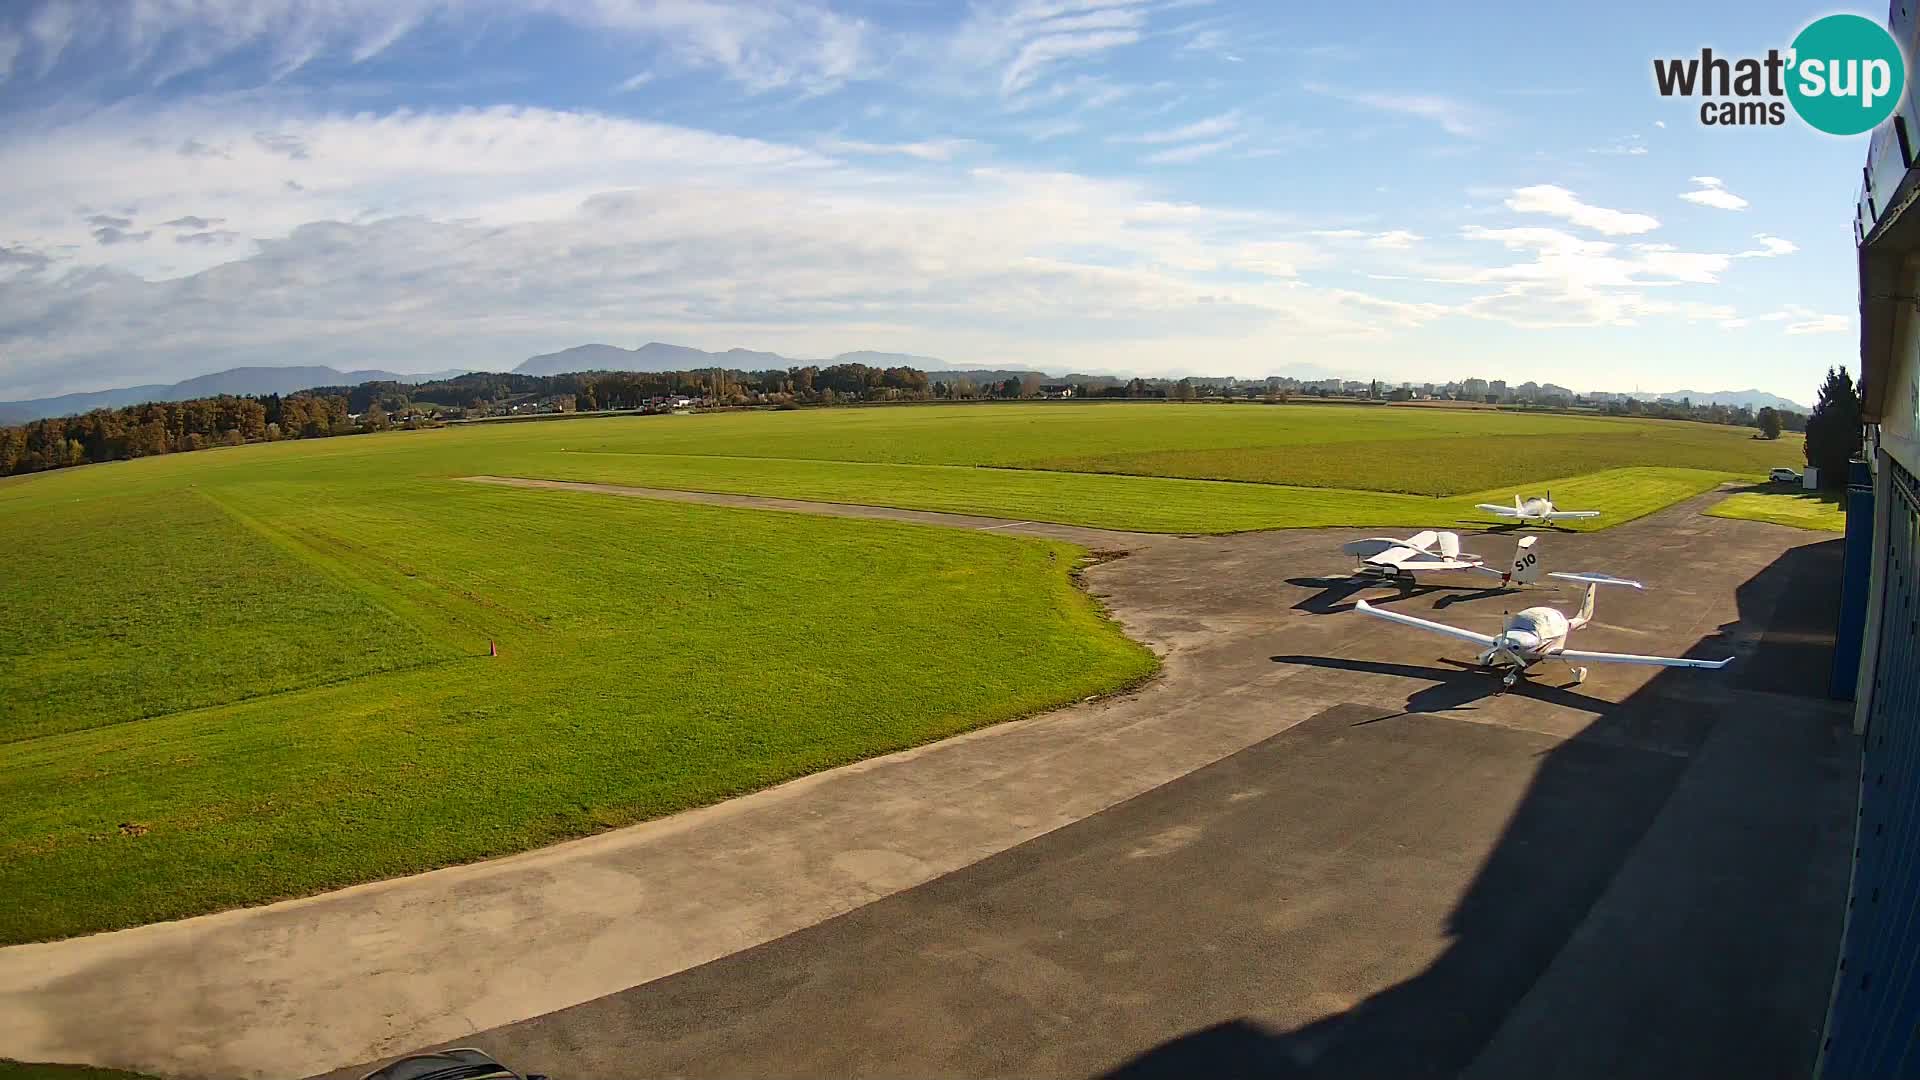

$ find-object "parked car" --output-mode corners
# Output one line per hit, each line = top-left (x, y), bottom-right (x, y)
(360, 1048), (547, 1080)
(1770, 468), (1803, 484)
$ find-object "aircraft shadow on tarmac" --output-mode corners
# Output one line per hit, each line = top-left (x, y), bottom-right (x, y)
(1266, 654), (1614, 717)
(1460, 519), (1583, 535)
(1284, 578), (1531, 616)
(1104, 538), (1849, 1080)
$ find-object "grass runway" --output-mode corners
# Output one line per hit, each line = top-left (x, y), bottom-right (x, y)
(0, 401), (1798, 943)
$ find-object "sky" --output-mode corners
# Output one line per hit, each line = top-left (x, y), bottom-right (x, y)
(0, 0), (1881, 403)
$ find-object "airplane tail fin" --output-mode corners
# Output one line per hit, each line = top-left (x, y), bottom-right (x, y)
(1547, 571), (1644, 626)
(1508, 535), (1541, 584)
(1515, 493), (1524, 513)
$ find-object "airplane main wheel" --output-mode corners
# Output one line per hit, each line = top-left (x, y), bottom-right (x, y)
(1573, 666), (1588, 685)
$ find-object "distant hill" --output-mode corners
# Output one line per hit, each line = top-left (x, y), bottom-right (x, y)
(0, 365), (469, 424)
(926, 369), (1051, 385)
(832, 350), (948, 368)
(516, 342), (963, 376)
(1653, 389), (1810, 413)
(516, 342), (796, 375)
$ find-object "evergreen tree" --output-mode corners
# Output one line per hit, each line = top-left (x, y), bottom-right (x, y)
(1803, 366), (1862, 488)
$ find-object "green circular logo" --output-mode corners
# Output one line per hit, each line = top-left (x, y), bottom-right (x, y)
(1787, 14), (1906, 135)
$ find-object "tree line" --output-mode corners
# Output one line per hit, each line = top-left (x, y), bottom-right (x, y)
(2, 361), (1861, 481)
(0, 392), (365, 476)
(1593, 396), (1806, 433)
(0, 362), (952, 477)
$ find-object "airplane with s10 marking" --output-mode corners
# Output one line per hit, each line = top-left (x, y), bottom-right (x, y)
(1354, 572), (1734, 689)
(1341, 531), (1543, 587)
(1476, 491), (1601, 524)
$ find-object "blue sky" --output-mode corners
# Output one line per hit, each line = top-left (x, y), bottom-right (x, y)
(0, 0), (1877, 403)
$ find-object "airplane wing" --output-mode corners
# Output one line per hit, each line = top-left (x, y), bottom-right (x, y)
(1556, 648), (1733, 669)
(1385, 549), (1484, 571)
(1364, 544), (1420, 568)
(1353, 599), (1499, 646)
(1548, 572), (1644, 589)
(1401, 556), (1483, 571)
(1475, 503), (1522, 517)
(1545, 510), (1601, 520)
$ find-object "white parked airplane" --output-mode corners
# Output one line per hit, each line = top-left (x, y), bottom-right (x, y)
(1342, 531), (1543, 588)
(1476, 491), (1601, 524)
(1354, 573), (1733, 689)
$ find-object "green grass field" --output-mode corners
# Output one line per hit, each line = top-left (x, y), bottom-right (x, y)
(453, 401), (1797, 496)
(1706, 488), (1847, 532)
(515, 452), (1733, 534)
(0, 401), (1794, 945)
(0, 445), (1154, 944)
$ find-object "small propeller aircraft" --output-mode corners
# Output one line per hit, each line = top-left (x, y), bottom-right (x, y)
(1475, 491), (1601, 524)
(1342, 530), (1543, 588)
(1353, 572), (1733, 690)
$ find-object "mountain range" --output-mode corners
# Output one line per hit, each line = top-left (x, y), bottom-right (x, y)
(0, 344), (1814, 423)
(514, 342), (946, 376)
(0, 366), (468, 425)
(1651, 389), (1811, 413)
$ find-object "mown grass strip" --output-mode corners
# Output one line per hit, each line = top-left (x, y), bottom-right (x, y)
(516, 452), (1735, 534)
(1705, 489), (1847, 532)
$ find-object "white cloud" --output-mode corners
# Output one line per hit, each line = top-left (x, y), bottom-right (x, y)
(0, 0), (874, 96)
(1230, 240), (1324, 278)
(576, 0), (872, 94)
(1679, 176), (1749, 210)
(1505, 184), (1660, 236)
(1737, 234), (1797, 258)
(1441, 222), (1788, 331)
(1589, 134), (1648, 156)
(1114, 110), (1239, 144)
(1001, 28), (1140, 94)
(0, 30), (21, 82)
(946, 0), (1152, 97)
(1176, 27), (1239, 61)
(25, 0), (80, 77)
(613, 71), (656, 93)
(1306, 83), (1493, 137)
(1757, 305), (1849, 334)
(0, 102), (1450, 398)
(1143, 136), (1242, 163)
(1654, 120), (1667, 128)
(1368, 229), (1420, 250)
(817, 137), (973, 161)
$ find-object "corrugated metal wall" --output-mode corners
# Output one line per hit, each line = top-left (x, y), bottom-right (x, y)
(1820, 459), (1920, 1077)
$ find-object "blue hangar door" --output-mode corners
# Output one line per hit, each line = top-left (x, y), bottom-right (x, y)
(1821, 459), (1920, 1078)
